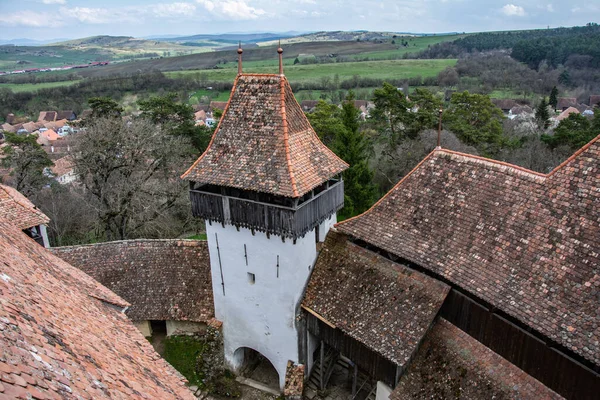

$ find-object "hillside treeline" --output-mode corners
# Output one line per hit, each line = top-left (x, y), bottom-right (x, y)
(0, 72), (218, 117)
(414, 23), (600, 68)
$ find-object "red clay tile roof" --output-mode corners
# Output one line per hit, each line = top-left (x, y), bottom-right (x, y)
(0, 218), (195, 399)
(392, 318), (564, 399)
(0, 184), (49, 230)
(39, 129), (60, 141)
(337, 135), (600, 367)
(51, 239), (214, 322)
(556, 106), (580, 121)
(50, 155), (74, 177)
(302, 230), (450, 366)
(1, 123), (16, 133)
(557, 97), (577, 109)
(182, 74), (348, 198)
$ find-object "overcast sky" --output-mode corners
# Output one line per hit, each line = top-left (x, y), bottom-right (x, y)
(0, 0), (598, 40)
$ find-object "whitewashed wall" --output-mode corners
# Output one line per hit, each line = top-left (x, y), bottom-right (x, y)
(376, 381), (393, 400)
(206, 220), (333, 389)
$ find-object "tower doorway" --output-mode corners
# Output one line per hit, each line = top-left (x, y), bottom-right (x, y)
(232, 347), (280, 390)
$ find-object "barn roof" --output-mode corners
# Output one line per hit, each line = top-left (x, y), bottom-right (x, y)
(0, 217), (194, 399)
(302, 230), (449, 366)
(0, 184), (49, 230)
(51, 239), (214, 322)
(182, 74), (348, 198)
(337, 136), (600, 367)
(392, 319), (564, 399)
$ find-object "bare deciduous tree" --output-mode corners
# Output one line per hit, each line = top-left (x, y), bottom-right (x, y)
(72, 117), (194, 241)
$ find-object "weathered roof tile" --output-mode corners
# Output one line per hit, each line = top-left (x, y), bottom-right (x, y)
(52, 239), (214, 322)
(0, 184), (49, 230)
(338, 135), (600, 367)
(0, 218), (195, 399)
(303, 230), (449, 366)
(393, 318), (564, 399)
(182, 74), (348, 198)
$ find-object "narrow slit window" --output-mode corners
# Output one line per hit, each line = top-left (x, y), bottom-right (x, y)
(247, 272), (256, 284)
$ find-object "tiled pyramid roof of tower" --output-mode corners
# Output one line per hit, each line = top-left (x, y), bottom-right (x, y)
(52, 239), (214, 322)
(182, 74), (348, 198)
(337, 135), (600, 367)
(0, 217), (194, 399)
(0, 184), (49, 230)
(392, 319), (564, 399)
(302, 230), (450, 366)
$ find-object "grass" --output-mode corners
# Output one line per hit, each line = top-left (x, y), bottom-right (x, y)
(0, 80), (80, 92)
(489, 89), (540, 104)
(163, 335), (206, 386)
(189, 89), (230, 104)
(167, 59), (457, 83)
(349, 34), (468, 60)
(187, 233), (208, 240)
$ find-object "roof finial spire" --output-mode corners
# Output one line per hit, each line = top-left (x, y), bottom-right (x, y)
(237, 42), (243, 75)
(277, 40), (283, 75)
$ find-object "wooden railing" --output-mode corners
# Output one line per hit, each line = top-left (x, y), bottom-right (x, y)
(189, 181), (344, 239)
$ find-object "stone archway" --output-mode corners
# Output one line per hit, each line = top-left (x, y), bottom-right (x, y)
(232, 347), (280, 390)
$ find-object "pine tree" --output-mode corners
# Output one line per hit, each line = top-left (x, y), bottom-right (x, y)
(335, 92), (377, 219)
(549, 86), (558, 111)
(535, 97), (550, 129)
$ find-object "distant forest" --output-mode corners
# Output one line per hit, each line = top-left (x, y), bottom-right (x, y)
(416, 23), (600, 68)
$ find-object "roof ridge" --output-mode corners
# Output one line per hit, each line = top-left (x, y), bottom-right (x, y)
(336, 151), (436, 228)
(547, 133), (600, 177)
(339, 133), (600, 228)
(437, 149), (547, 179)
(53, 238), (207, 250)
(181, 75), (241, 180)
(285, 80), (349, 172)
(0, 184), (48, 221)
(280, 77), (299, 197)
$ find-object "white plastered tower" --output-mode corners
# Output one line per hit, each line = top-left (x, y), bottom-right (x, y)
(181, 46), (348, 390)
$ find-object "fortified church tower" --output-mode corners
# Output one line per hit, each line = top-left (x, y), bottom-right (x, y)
(182, 45), (348, 389)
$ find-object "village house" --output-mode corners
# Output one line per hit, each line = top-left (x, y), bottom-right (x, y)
(508, 104), (534, 120)
(300, 100), (319, 112)
(554, 106), (580, 126)
(49, 155), (77, 184)
(36, 128), (61, 146)
(557, 97), (578, 111)
(491, 98), (518, 113)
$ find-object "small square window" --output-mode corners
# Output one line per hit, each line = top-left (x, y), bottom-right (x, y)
(247, 272), (256, 284)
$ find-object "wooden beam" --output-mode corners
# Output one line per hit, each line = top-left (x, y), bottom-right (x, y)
(302, 305), (336, 329)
